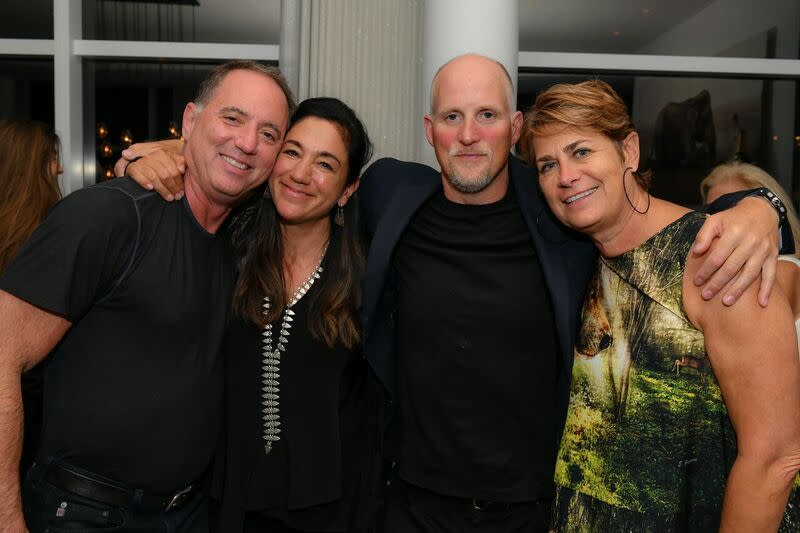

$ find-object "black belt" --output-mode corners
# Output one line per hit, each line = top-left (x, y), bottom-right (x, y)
(395, 477), (546, 513)
(44, 464), (196, 512)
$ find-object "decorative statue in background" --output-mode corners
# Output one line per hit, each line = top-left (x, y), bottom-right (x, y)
(651, 89), (716, 169)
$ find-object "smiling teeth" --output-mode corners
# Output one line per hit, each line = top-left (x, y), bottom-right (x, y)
(222, 155), (247, 170)
(565, 187), (598, 204)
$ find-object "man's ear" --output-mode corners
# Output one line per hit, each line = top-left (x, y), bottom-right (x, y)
(511, 110), (523, 144)
(338, 177), (360, 207)
(424, 115), (434, 147)
(182, 102), (199, 140)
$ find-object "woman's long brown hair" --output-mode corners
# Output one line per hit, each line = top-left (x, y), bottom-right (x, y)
(230, 98), (372, 350)
(0, 120), (61, 272)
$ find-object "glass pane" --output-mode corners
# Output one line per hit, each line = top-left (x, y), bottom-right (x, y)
(82, 0), (280, 44)
(517, 73), (799, 210)
(0, 0), (53, 39)
(0, 58), (54, 122)
(519, 0), (800, 60)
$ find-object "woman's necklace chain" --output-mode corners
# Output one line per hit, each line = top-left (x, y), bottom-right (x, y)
(261, 242), (329, 455)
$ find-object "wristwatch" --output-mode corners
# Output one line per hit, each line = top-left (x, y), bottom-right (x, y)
(747, 187), (794, 254)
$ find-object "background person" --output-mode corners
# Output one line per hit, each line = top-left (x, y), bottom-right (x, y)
(521, 79), (800, 532)
(0, 119), (63, 272)
(701, 161), (800, 252)
(0, 119), (63, 480)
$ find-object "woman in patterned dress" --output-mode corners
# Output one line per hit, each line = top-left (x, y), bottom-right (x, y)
(519, 80), (800, 532)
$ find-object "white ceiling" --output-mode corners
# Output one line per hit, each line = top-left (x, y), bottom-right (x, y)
(2, 0), (716, 52)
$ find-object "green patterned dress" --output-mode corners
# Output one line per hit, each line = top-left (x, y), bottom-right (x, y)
(552, 211), (799, 532)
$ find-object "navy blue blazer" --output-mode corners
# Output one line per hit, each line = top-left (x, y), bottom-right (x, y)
(358, 155), (597, 428)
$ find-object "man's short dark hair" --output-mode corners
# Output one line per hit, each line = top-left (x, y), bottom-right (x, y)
(195, 60), (296, 114)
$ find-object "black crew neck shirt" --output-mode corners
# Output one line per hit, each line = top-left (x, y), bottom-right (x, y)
(393, 186), (559, 502)
(0, 177), (234, 493)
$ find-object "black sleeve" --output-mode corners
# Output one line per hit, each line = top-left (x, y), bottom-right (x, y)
(0, 186), (139, 321)
(700, 187), (795, 255)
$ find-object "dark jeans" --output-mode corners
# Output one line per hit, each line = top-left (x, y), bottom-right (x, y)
(23, 458), (208, 533)
(382, 478), (550, 533)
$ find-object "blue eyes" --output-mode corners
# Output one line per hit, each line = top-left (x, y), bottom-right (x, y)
(538, 148), (591, 173)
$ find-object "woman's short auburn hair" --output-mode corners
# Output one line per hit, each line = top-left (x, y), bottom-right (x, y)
(520, 79), (652, 188)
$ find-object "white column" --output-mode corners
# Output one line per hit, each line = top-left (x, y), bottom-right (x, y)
(420, 0), (519, 167)
(279, 0), (302, 98)
(54, 0), (84, 195)
(280, 0), (423, 163)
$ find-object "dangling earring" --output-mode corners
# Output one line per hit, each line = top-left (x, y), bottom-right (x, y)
(334, 205), (345, 227)
(263, 184), (272, 200)
(622, 167), (650, 215)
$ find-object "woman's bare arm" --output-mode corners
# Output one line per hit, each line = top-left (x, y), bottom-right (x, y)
(684, 254), (800, 532)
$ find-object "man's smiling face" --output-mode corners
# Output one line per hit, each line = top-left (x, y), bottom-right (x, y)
(181, 69), (290, 207)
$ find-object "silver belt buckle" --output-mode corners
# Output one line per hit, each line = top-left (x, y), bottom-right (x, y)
(164, 484), (193, 512)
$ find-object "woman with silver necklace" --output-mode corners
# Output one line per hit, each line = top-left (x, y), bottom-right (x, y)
(213, 97), (379, 533)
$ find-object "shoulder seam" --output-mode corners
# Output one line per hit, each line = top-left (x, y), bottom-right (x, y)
(93, 185), (143, 305)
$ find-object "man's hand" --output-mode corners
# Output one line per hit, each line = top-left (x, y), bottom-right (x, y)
(114, 139), (186, 202)
(692, 196), (779, 307)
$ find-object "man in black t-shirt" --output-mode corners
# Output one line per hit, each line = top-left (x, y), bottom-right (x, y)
(0, 61), (292, 533)
(359, 54), (787, 533)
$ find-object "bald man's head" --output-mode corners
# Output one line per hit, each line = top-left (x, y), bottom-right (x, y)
(423, 53), (523, 204)
(430, 54), (516, 114)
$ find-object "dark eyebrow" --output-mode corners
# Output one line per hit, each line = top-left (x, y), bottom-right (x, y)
(220, 106), (283, 140)
(283, 139), (342, 167)
(535, 139), (590, 163)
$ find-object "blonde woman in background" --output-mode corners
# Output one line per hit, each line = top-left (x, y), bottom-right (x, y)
(701, 161), (800, 352)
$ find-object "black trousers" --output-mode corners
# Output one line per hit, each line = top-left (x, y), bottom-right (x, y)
(23, 458), (208, 533)
(382, 478), (551, 533)
(242, 512), (347, 533)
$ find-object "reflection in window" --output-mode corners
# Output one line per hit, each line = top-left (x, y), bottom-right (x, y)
(0, 58), (54, 123)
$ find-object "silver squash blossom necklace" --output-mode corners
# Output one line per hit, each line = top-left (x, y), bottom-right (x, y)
(261, 241), (329, 455)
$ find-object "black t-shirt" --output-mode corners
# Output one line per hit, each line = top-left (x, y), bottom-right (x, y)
(0, 177), (234, 493)
(394, 187), (559, 502)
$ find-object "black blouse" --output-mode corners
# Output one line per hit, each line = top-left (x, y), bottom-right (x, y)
(212, 281), (383, 532)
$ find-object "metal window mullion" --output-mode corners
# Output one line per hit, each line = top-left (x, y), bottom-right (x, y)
(54, 0), (83, 195)
(72, 40), (279, 61)
(518, 51), (800, 80)
(0, 39), (54, 56)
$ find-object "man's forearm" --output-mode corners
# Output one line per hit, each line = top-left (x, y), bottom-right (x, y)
(0, 371), (27, 532)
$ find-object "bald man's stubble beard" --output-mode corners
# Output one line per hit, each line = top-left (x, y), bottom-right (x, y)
(446, 154), (496, 194)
